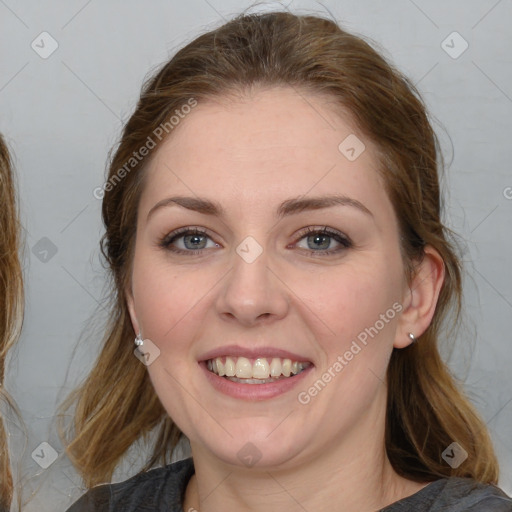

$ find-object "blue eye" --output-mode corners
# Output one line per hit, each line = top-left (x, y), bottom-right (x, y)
(159, 228), (219, 255)
(294, 226), (352, 256)
(159, 226), (352, 257)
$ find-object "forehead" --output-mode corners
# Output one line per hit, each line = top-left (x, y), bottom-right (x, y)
(141, 87), (390, 220)
(153, 86), (367, 162)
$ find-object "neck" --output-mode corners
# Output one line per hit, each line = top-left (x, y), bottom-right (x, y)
(183, 387), (427, 512)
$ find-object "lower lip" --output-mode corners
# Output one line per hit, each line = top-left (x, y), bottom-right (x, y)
(200, 362), (313, 401)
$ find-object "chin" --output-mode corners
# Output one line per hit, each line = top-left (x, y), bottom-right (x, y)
(193, 418), (311, 470)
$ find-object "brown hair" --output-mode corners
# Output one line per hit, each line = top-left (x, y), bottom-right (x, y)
(60, 11), (499, 487)
(0, 134), (24, 509)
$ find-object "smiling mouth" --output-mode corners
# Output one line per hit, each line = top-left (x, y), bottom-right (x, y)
(206, 356), (312, 384)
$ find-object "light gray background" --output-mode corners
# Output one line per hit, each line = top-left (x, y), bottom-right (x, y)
(1, 0), (511, 510)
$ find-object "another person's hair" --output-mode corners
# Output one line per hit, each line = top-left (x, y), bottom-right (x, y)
(0, 134), (24, 510)
(60, 11), (499, 487)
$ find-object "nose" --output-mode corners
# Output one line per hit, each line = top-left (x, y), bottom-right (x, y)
(215, 244), (289, 327)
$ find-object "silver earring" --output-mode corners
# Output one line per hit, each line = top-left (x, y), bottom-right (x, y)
(135, 332), (144, 347)
(408, 332), (416, 343)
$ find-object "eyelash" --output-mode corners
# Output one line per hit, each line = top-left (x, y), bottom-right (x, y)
(158, 226), (353, 257)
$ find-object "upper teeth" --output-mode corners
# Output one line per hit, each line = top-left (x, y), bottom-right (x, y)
(207, 356), (309, 379)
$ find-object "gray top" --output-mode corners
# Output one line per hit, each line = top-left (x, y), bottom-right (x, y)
(66, 457), (512, 511)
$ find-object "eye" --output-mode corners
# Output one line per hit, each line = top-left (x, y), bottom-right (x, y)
(158, 225), (352, 257)
(159, 227), (220, 255)
(293, 226), (352, 256)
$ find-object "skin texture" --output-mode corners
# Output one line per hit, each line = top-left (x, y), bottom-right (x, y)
(126, 87), (445, 511)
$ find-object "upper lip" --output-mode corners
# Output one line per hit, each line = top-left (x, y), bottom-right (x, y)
(199, 345), (312, 363)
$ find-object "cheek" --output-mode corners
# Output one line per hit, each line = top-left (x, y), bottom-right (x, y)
(295, 260), (399, 330)
(132, 242), (403, 356)
(132, 259), (192, 339)
(287, 258), (403, 374)
(131, 255), (222, 350)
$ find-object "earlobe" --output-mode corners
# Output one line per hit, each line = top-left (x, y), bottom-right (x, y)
(394, 245), (445, 349)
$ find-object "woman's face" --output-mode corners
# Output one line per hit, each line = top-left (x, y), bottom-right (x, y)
(127, 87), (411, 469)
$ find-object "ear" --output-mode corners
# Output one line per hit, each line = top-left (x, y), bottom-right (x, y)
(394, 245), (445, 349)
(125, 286), (140, 337)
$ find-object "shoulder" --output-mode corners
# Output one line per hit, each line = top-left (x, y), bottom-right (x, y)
(383, 477), (512, 511)
(65, 457), (195, 512)
(438, 477), (512, 511)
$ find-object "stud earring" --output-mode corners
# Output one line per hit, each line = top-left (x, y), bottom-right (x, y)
(135, 332), (144, 347)
(408, 332), (416, 343)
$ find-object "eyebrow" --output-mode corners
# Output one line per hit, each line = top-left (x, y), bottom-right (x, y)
(146, 194), (374, 221)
